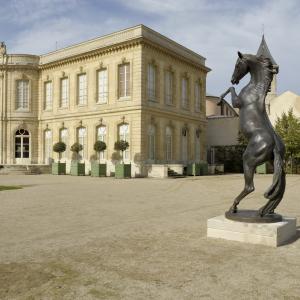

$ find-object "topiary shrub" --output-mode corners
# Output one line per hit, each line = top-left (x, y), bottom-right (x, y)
(94, 141), (107, 162)
(114, 140), (129, 163)
(53, 141), (66, 162)
(71, 142), (83, 161)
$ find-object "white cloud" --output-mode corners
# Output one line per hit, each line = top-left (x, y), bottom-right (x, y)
(2, 0), (300, 95)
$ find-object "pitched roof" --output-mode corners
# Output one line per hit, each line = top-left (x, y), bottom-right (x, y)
(256, 35), (278, 66)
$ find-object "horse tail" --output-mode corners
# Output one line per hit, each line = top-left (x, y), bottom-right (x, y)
(260, 133), (286, 216)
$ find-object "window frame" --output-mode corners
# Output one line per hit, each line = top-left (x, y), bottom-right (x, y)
(15, 79), (30, 111)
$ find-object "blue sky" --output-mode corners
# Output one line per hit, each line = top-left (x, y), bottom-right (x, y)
(0, 0), (299, 96)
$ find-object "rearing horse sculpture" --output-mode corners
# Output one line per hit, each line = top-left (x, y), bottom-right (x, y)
(220, 52), (285, 218)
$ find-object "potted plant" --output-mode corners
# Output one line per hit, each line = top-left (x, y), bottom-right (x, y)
(52, 141), (66, 175)
(187, 161), (208, 176)
(91, 141), (107, 177)
(70, 142), (85, 176)
(114, 140), (131, 178)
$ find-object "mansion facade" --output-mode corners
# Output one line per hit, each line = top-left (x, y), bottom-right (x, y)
(0, 25), (210, 176)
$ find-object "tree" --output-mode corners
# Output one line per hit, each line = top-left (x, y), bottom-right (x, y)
(53, 141), (66, 163)
(70, 142), (83, 161)
(237, 130), (248, 146)
(94, 141), (107, 162)
(275, 109), (300, 173)
(114, 140), (129, 163)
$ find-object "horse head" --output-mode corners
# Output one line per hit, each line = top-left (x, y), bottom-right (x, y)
(231, 51), (249, 85)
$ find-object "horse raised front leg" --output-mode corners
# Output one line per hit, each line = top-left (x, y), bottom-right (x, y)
(220, 87), (240, 108)
(229, 154), (255, 213)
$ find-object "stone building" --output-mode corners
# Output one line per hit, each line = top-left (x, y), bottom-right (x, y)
(0, 25), (210, 177)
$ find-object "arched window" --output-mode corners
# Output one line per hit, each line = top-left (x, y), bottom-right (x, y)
(195, 129), (201, 162)
(59, 128), (69, 160)
(165, 126), (172, 162)
(77, 127), (87, 160)
(148, 124), (155, 160)
(44, 129), (52, 164)
(97, 126), (107, 160)
(118, 124), (130, 160)
(15, 129), (30, 160)
(181, 127), (188, 162)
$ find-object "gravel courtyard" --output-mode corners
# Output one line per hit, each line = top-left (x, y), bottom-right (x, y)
(0, 174), (299, 300)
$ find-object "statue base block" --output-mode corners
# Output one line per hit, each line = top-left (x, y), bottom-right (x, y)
(207, 215), (296, 247)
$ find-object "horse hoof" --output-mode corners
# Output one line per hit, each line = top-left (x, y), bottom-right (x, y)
(229, 206), (237, 213)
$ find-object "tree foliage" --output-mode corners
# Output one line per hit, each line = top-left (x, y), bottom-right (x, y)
(237, 131), (248, 146)
(114, 140), (129, 163)
(275, 109), (300, 172)
(53, 141), (66, 163)
(94, 141), (107, 162)
(53, 142), (66, 153)
(70, 142), (83, 153)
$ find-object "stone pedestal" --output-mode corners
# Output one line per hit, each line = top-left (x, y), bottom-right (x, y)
(207, 215), (297, 247)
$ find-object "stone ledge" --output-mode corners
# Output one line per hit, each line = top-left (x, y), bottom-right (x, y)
(207, 215), (297, 247)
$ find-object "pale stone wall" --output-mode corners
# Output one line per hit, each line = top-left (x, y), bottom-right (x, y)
(206, 116), (239, 147)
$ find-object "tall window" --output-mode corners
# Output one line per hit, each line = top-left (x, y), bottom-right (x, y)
(195, 82), (201, 112)
(60, 77), (69, 108)
(97, 69), (108, 104)
(44, 81), (52, 110)
(148, 124), (155, 160)
(195, 129), (201, 162)
(16, 80), (29, 109)
(165, 70), (173, 105)
(165, 126), (172, 162)
(44, 129), (52, 164)
(97, 126), (107, 159)
(15, 129), (30, 159)
(78, 74), (87, 105)
(147, 64), (156, 101)
(118, 63), (130, 98)
(118, 124), (130, 159)
(181, 128), (188, 162)
(60, 128), (69, 160)
(77, 127), (87, 159)
(181, 77), (189, 108)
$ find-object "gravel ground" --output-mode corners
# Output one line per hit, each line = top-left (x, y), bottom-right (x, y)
(0, 174), (299, 300)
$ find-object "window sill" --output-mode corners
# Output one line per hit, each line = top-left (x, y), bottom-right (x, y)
(58, 106), (69, 110)
(15, 108), (30, 112)
(43, 108), (53, 112)
(148, 98), (158, 103)
(118, 96), (131, 101)
(77, 104), (88, 107)
(96, 101), (108, 105)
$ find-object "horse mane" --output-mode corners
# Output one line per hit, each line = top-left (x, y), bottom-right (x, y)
(256, 56), (275, 93)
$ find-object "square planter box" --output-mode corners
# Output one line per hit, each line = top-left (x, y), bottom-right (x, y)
(91, 162), (106, 177)
(256, 162), (273, 174)
(200, 161), (208, 175)
(187, 163), (201, 176)
(70, 161), (85, 176)
(52, 162), (66, 175)
(115, 163), (131, 179)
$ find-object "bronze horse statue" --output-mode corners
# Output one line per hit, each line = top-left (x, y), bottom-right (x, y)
(220, 51), (285, 218)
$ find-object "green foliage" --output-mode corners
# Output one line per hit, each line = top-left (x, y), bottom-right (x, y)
(70, 142), (83, 153)
(237, 131), (248, 146)
(114, 140), (129, 163)
(275, 109), (300, 173)
(214, 145), (246, 173)
(53, 141), (66, 153)
(114, 140), (129, 152)
(94, 141), (107, 153)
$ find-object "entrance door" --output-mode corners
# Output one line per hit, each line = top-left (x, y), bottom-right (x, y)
(15, 129), (30, 164)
